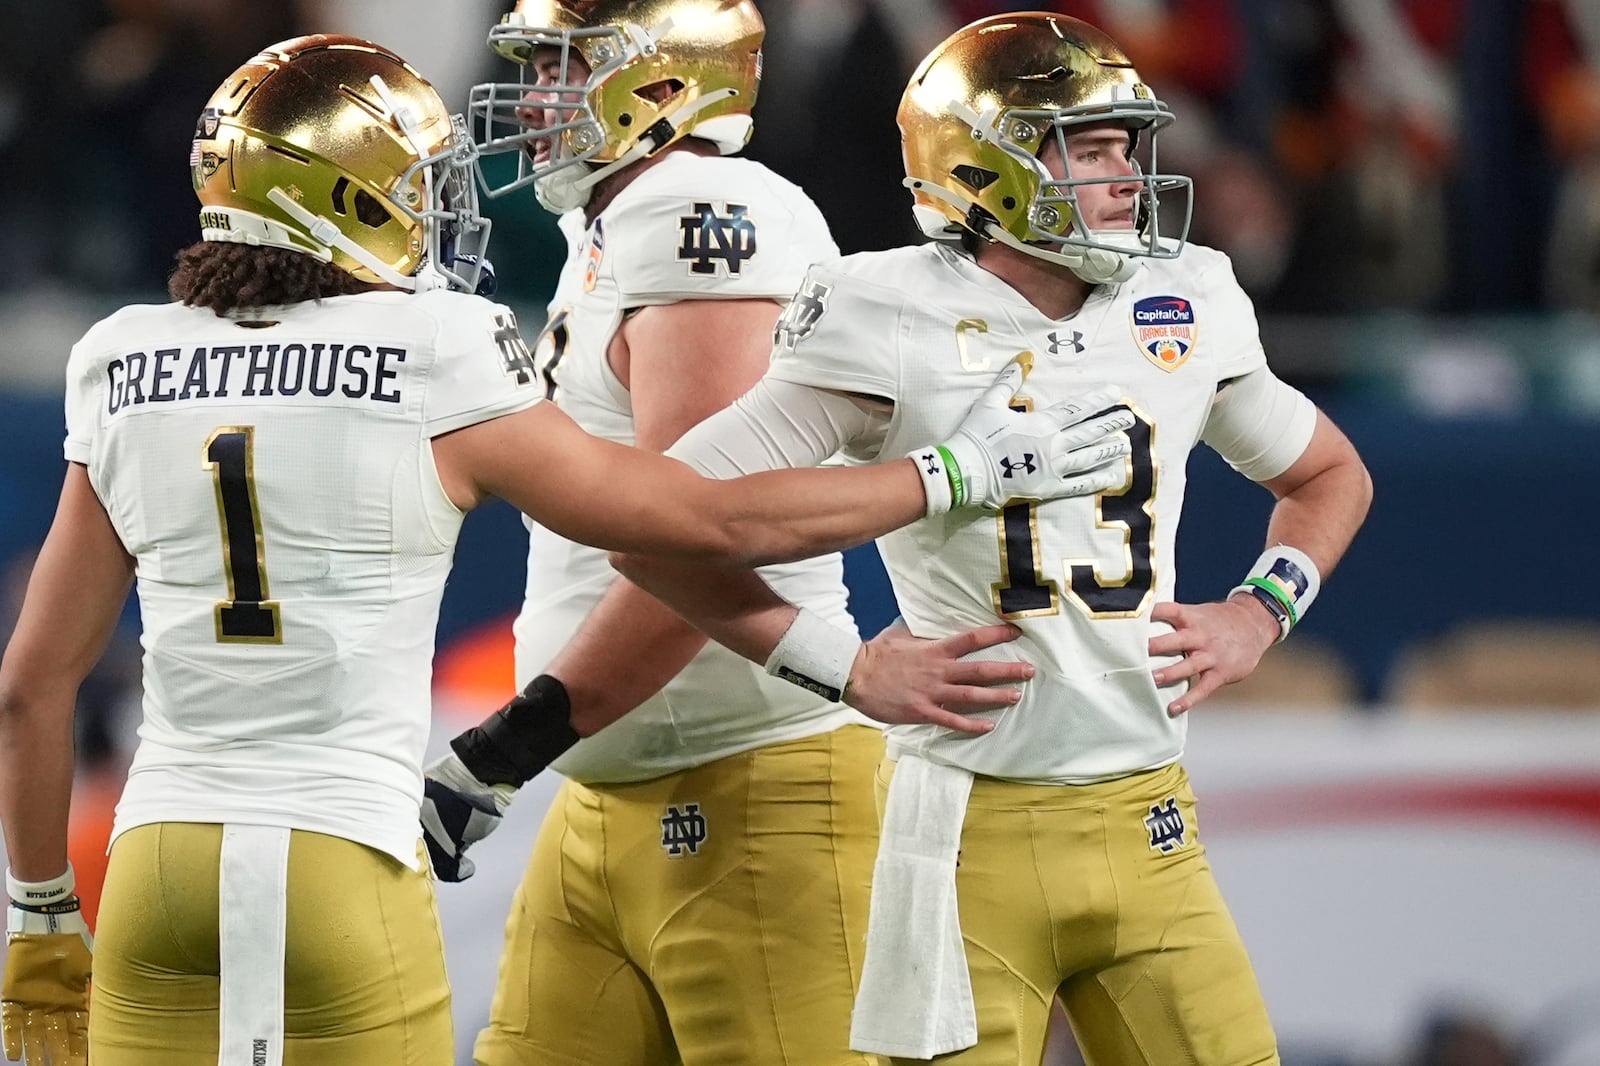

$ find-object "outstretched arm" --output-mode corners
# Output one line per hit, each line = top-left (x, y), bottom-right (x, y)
(431, 358), (1135, 569)
(433, 401), (929, 566)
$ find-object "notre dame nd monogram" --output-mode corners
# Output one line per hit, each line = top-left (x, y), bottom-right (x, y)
(677, 202), (757, 276)
(773, 279), (832, 352)
(660, 803), (708, 856)
(1144, 797), (1187, 853)
(492, 311), (536, 386)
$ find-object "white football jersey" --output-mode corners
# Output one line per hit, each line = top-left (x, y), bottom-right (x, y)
(766, 242), (1269, 784)
(511, 152), (859, 784)
(64, 290), (541, 867)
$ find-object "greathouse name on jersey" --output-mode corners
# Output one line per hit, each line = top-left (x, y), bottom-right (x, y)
(104, 343), (409, 414)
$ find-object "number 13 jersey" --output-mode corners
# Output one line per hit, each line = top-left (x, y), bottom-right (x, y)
(766, 242), (1268, 785)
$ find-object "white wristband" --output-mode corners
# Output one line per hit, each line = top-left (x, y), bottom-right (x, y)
(906, 446), (959, 517)
(1229, 545), (1322, 641)
(6, 864), (76, 906)
(764, 608), (862, 703)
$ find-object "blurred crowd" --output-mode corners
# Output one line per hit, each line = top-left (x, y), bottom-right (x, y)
(2, 0), (1599, 315)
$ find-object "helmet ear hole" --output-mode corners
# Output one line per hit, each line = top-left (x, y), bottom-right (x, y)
(330, 176), (393, 229)
(353, 188), (393, 229)
(952, 164), (998, 191)
(634, 77), (685, 105)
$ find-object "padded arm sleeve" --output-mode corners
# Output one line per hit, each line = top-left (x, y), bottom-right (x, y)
(1200, 366), (1317, 482)
(666, 377), (890, 477)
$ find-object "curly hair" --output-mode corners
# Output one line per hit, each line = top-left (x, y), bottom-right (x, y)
(168, 242), (379, 315)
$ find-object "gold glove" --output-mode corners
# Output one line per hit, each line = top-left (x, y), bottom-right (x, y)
(5, 865), (92, 1066)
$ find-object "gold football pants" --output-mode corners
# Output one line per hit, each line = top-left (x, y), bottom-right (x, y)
(475, 724), (886, 1066)
(90, 822), (452, 1065)
(877, 760), (1279, 1066)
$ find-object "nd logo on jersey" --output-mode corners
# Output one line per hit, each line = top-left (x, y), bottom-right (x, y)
(678, 202), (757, 276)
(1131, 295), (1197, 372)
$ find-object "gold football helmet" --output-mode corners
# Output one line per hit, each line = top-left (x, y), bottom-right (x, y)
(470, 0), (763, 212)
(900, 13), (1192, 284)
(191, 35), (491, 292)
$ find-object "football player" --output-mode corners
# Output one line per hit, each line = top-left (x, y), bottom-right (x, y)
(0, 30), (1141, 1066)
(610, 13), (1373, 1066)
(420, 2), (1132, 1064)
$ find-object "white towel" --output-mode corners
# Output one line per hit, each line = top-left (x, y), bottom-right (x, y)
(218, 824), (290, 1066)
(850, 755), (978, 1058)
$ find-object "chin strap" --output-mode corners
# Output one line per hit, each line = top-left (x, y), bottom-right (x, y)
(536, 87), (740, 212)
(903, 177), (1140, 285)
(265, 188), (423, 289)
(980, 216), (1142, 284)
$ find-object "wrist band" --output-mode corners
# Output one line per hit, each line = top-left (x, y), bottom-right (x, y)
(1229, 545), (1321, 643)
(6, 864), (75, 906)
(1237, 583), (1292, 643)
(764, 608), (862, 703)
(451, 674), (579, 788)
(907, 445), (962, 517)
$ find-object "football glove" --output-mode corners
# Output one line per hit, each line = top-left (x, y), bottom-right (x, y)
(4, 866), (91, 1066)
(420, 751), (514, 883)
(421, 674), (579, 882)
(915, 360), (1135, 514)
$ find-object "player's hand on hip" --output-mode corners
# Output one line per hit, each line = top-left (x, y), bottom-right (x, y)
(420, 751), (516, 882)
(845, 620), (1033, 734)
(1147, 595), (1281, 716)
(4, 873), (92, 1066)
(936, 361), (1135, 510)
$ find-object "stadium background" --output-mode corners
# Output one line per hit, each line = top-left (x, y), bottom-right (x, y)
(1, 1), (1598, 1063)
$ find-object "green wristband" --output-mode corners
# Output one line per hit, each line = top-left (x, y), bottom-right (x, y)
(1241, 576), (1300, 626)
(936, 444), (965, 508)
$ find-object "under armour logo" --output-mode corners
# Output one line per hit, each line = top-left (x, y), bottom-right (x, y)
(661, 803), (708, 856)
(1000, 453), (1037, 477)
(920, 450), (941, 476)
(493, 311), (536, 386)
(1046, 330), (1085, 355)
(678, 202), (757, 275)
(1144, 797), (1187, 853)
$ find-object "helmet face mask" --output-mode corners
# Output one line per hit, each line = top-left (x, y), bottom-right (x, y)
(470, 23), (634, 210)
(191, 35), (492, 294)
(899, 14), (1193, 284)
(1019, 104), (1192, 260)
(469, 0), (764, 213)
(392, 112), (495, 293)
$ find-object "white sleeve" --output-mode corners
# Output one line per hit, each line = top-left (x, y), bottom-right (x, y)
(1196, 252), (1269, 380)
(666, 377), (888, 477)
(63, 328), (107, 464)
(764, 260), (903, 402)
(418, 293), (543, 437)
(1200, 365), (1318, 482)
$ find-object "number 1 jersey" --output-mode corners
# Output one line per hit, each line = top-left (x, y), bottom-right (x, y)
(766, 242), (1268, 784)
(62, 289), (541, 867)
